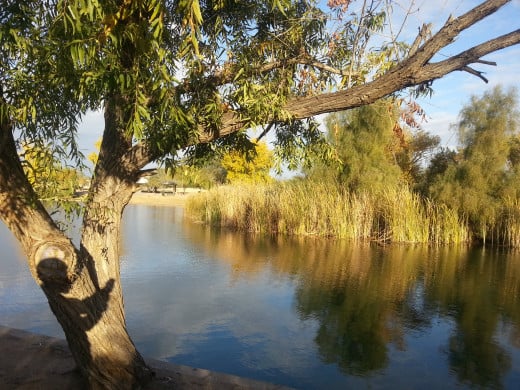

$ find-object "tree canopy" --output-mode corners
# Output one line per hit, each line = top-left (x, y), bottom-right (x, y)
(3, 0), (519, 170)
(427, 86), (520, 240)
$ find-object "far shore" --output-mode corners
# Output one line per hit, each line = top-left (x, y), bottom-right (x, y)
(129, 190), (198, 207)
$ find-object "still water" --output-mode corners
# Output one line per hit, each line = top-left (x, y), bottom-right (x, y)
(1, 205), (520, 389)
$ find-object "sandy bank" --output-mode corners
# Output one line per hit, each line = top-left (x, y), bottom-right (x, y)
(129, 191), (195, 207)
(0, 326), (291, 389)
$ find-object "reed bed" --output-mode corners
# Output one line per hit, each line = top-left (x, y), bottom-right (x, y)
(493, 197), (520, 247)
(186, 182), (472, 245)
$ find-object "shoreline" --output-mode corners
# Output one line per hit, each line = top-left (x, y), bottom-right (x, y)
(0, 326), (291, 389)
(128, 191), (195, 207)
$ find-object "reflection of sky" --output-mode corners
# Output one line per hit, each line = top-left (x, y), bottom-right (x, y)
(2, 206), (520, 389)
(121, 206), (325, 386)
(0, 222), (64, 338)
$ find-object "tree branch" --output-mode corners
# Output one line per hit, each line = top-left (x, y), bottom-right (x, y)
(461, 66), (490, 83)
(405, 0), (511, 67)
(192, 1), (519, 144)
(0, 119), (70, 257)
(182, 53), (357, 93)
(133, 0), (518, 162)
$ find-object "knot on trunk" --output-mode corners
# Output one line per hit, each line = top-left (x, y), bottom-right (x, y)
(34, 242), (76, 291)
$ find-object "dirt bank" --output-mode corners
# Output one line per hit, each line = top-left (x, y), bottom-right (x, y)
(0, 326), (291, 389)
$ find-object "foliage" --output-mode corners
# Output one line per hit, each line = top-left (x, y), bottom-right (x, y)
(308, 99), (440, 190)
(2, 0), (424, 172)
(87, 138), (102, 167)
(21, 143), (84, 201)
(221, 140), (274, 184)
(187, 87), (520, 247)
(0, 1), (85, 164)
(307, 99), (404, 192)
(426, 86), (520, 244)
(395, 129), (440, 186)
(418, 147), (458, 195)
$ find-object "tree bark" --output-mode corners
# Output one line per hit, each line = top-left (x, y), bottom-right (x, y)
(0, 101), (152, 388)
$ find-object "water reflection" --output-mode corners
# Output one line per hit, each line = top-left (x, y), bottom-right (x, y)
(428, 248), (516, 388)
(182, 221), (520, 388)
(1, 206), (520, 389)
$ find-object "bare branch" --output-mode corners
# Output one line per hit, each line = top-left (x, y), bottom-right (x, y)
(476, 59), (497, 66)
(181, 54), (357, 94)
(409, 23), (432, 56)
(461, 66), (490, 83)
(407, 0), (511, 66)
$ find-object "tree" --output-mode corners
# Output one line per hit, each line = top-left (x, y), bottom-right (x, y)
(312, 99), (404, 192)
(221, 140), (274, 184)
(308, 99), (440, 191)
(427, 86), (520, 240)
(395, 129), (441, 186)
(0, 0), (519, 388)
(419, 147), (458, 195)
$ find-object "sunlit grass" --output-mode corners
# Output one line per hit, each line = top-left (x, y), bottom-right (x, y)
(187, 181), (472, 245)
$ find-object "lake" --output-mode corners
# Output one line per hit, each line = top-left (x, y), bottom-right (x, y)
(1, 205), (520, 389)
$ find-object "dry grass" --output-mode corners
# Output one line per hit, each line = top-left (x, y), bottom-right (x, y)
(186, 182), (471, 245)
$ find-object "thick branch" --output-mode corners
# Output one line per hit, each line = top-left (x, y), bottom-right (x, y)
(199, 12), (520, 142)
(134, 0), (519, 163)
(0, 119), (72, 263)
(285, 29), (520, 119)
(405, 0), (510, 66)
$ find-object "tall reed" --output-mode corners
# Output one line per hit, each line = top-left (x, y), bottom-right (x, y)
(186, 181), (471, 245)
(495, 197), (520, 247)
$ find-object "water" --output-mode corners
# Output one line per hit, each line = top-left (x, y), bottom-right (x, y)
(1, 205), (520, 389)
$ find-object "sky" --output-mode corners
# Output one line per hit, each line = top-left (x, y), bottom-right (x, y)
(76, 0), (520, 158)
(405, 0), (520, 147)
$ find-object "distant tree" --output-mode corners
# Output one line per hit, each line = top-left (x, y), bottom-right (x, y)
(172, 164), (222, 189)
(428, 86), (519, 239)
(310, 99), (404, 193)
(221, 140), (274, 184)
(419, 147), (458, 195)
(395, 129), (441, 186)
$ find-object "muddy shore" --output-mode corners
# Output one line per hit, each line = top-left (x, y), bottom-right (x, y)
(0, 326), (291, 389)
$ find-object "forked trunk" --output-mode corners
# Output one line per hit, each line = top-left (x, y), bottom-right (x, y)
(1, 183), (154, 388)
(33, 238), (152, 389)
(0, 98), (155, 388)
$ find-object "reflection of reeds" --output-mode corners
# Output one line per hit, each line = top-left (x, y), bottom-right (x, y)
(186, 182), (470, 244)
(183, 219), (520, 353)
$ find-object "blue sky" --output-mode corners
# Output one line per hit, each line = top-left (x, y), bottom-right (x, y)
(409, 0), (520, 147)
(76, 0), (520, 157)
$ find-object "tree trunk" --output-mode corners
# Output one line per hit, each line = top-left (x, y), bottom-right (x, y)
(0, 99), (153, 388)
(33, 239), (152, 389)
